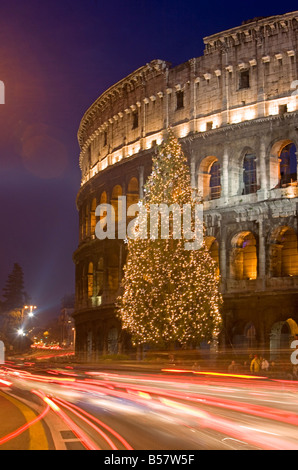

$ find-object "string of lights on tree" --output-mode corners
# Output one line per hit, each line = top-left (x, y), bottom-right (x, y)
(116, 130), (222, 349)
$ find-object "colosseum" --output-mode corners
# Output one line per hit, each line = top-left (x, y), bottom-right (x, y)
(73, 10), (298, 361)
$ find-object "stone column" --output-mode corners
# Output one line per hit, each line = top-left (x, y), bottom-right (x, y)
(219, 229), (227, 291)
(221, 145), (229, 201)
(189, 58), (196, 134)
(138, 165), (144, 199)
(190, 155), (196, 189)
(258, 140), (268, 200)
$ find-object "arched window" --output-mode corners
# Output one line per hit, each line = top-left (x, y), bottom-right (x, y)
(270, 226), (298, 277)
(279, 143), (297, 187)
(127, 177), (139, 210)
(198, 156), (221, 200)
(87, 262), (94, 298)
(210, 161), (221, 199)
(243, 154), (257, 194)
(244, 323), (257, 349)
(111, 185), (122, 223)
(230, 231), (257, 280)
(90, 198), (97, 236)
(205, 237), (220, 275)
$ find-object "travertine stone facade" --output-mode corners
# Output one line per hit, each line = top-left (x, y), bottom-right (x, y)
(74, 11), (298, 361)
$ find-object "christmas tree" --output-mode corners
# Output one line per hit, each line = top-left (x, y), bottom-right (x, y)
(116, 130), (222, 349)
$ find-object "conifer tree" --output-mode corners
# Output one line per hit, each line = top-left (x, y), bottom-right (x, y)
(2, 263), (27, 312)
(116, 131), (222, 349)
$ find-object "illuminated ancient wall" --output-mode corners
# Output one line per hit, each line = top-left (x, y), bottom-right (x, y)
(74, 11), (298, 360)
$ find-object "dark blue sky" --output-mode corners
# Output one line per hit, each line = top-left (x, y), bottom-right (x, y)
(0, 0), (296, 324)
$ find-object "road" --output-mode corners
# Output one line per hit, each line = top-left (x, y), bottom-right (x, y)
(0, 361), (298, 450)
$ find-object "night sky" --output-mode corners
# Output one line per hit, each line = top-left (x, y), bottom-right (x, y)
(0, 0), (296, 324)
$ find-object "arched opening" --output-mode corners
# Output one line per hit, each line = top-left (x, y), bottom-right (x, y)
(205, 236), (220, 275)
(270, 140), (297, 189)
(232, 322), (257, 350)
(127, 177), (139, 209)
(87, 262), (94, 299)
(270, 319), (298, 360)
(90, 198), (97, 236)
(198, 156), (221, 200)
(230, 231), (257, 280)
(244, 322), (257, 349)
(111, 185), (122, 223)
(270, 226), (298, 277)
(279, 142), (297, 187)
(210, 161), (221, 199)
(243, 153), (257, 194)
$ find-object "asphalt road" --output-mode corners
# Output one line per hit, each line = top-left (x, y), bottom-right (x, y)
(1, 362), (298, 451)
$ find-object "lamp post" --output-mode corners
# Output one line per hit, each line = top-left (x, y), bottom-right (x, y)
(17, 305), (37, 342)
(21, 305), (37, 321)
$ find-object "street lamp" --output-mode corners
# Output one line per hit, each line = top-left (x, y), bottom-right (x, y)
(28, 305), (37, 318)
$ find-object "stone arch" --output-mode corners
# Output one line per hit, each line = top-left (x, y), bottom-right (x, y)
(111, 185), (122, 223)
(242, 151), (257, 195)
(198, 156), (221, 200)
(231, 321), (257, 350)
(269, 226), (298, 277)
(230, 231), (257, 280)
(269, 318), (298, 360)
(90, 198), (97, 236)
(87, 262), (94, 299)
(205, 236), (220, 274)
(127, 176), (139, 210)
(269, 139), (297, 189)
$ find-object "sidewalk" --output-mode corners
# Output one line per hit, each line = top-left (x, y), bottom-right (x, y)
(0, 389), (48, 450)
(0, 390), (30, 450)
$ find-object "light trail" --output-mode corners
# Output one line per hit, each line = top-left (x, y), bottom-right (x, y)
(0, 394), (50, 446)
(32, 390), (100, 450)
(53, 396), (133, 450)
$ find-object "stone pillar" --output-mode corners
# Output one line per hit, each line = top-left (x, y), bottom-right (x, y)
(258, 140), (268, 200)
(190, 155), (196, 189)
(189, 58), (196, 134)
(219, 231), (227, 291)
(221, 145), (229, 201)
(138, 165), (144, 199)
